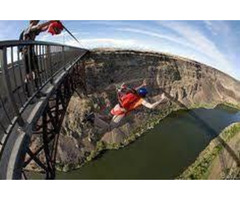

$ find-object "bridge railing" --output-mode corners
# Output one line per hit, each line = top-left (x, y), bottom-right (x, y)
(0, 40), (87, 153)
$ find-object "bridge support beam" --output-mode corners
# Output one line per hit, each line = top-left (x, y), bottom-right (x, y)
(0, 57), (86, 179)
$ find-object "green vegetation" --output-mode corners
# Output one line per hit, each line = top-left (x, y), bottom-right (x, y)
(85, 141), (105, 162)
(221, 102), (240, 110)
(178, 122), (240, 180)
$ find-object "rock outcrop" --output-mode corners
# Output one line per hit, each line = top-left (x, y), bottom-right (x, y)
(56, 49), (240, 171)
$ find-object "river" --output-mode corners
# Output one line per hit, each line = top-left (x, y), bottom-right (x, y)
(56, 105), (240, 179)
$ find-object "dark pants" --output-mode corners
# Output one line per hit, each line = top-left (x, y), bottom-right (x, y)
(23, 46), (38, 74)
(22, 46), (40, 96)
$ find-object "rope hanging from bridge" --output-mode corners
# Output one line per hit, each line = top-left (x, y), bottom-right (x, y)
(47, 21), (83, 47)
(63, 25), (83, 47)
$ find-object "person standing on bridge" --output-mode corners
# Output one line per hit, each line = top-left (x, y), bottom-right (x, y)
(82, 80), (167, 132)
(20, 20), (63, 97)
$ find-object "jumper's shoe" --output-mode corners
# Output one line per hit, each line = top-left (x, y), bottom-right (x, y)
(82, 112), (95, 124)
(116, 82), (127, 92)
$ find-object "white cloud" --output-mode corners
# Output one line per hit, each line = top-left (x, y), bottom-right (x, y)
(37, 31), (144, 49)
(204, 20), (231, 36)
(204, 21), (218, 35)
(117, 27), (200, 51)
(65, 38), (141, 49)
(158, 21), (235, 76)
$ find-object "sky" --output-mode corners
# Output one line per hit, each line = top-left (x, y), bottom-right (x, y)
(0, 20), (239, 80)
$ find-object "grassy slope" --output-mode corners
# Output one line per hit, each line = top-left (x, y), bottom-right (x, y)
(178, 122), (240, 180)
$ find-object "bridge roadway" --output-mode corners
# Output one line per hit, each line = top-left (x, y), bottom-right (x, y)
(0, 40), (88, 179)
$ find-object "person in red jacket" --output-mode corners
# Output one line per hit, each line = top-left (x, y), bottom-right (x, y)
(83, 80), (166, 132)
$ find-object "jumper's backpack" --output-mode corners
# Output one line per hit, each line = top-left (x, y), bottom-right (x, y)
(119, 92), (141, 111)
(48, 21), (64, 35)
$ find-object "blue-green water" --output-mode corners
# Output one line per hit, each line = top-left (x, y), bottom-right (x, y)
(56, 105), (240, 179)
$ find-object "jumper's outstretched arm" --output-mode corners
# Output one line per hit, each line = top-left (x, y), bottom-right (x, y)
(142, 93), (166, 109)
(134, 79), (147, 90)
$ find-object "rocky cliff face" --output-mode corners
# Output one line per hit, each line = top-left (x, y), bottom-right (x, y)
(56, 49), (240, 171)
(84, 49), (240, 105)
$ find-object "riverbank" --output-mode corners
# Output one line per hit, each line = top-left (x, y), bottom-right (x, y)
(178, 122), (240, 179)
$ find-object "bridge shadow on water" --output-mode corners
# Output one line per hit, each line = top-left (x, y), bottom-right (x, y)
(159, 88), (240, 173)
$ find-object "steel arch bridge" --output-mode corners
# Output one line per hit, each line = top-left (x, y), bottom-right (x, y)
(0, 40), (88, 179)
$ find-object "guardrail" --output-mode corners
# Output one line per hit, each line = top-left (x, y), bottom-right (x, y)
(0, 40), (87, 156)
